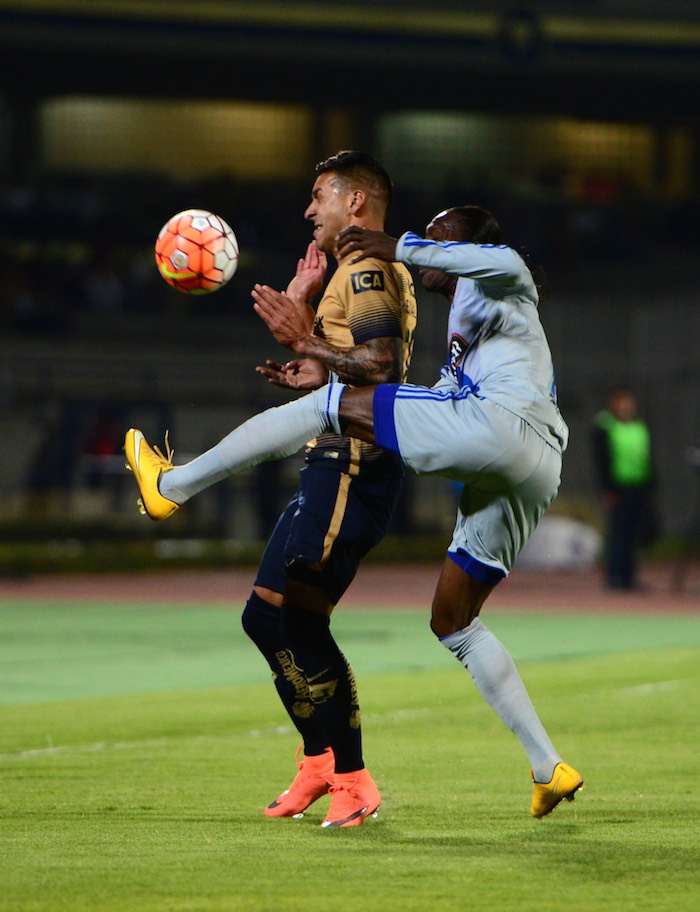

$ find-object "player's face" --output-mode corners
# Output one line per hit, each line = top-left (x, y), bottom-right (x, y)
(420, 212), (461, 297)
(304, 172), (354, 255)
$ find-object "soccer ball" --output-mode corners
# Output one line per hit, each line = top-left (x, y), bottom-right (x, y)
(155, 209), (239, 295)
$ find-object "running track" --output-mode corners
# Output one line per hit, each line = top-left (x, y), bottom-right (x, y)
(1, 562), (698, 613)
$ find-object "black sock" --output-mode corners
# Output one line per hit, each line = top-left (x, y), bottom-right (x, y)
(241, 591), (329, 756)
(280, 603), (363, 773)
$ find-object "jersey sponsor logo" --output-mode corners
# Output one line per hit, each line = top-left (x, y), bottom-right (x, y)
(351, 270), (385, 294)
(448, 333), (470, 378)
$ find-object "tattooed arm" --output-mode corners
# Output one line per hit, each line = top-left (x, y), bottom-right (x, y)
(252, 283), (402, 385)
(297, 333), (402, 385)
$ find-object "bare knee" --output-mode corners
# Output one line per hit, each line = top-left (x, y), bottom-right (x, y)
(430, 600), (481, 638)
(254, 584), (284, 608)
(430, 557), (495, 638)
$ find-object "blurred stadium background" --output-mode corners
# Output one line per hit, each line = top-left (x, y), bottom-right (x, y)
(1, 0), (699, 575)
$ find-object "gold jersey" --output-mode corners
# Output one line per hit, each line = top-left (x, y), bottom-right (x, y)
(309, 256), (417, 472)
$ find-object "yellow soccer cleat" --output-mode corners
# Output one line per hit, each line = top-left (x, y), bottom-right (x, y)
(530, 761), (584, 819)
(124, 428), (179, 521)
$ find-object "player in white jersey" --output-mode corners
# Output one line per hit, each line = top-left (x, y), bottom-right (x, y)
(340, 209), (569, 582)
(125, 205), (583, 820)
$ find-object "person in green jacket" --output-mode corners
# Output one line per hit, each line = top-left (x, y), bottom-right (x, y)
(592, 387), (656, 589)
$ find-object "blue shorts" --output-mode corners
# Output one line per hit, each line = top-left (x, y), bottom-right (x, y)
(255, 456), (404, 605)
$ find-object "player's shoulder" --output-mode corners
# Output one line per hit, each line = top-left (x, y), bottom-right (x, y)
(336, 256), (403, 297)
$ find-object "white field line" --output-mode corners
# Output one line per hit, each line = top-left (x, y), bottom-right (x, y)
(0, 708), (432, 761)
(617, 680), (682, 697)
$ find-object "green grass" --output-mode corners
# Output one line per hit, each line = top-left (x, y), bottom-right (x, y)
(1, 600), (699, 911)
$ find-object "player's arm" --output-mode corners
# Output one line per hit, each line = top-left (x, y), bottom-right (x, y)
(335, 227), (398, 263)
(293, 333), (402, 386)
(252, 283), (402, 385)
(337, 226), (524, 285)
(397, 231), (525, 284)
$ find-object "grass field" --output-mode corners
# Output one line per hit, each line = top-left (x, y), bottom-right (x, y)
(1, 595), (699, 912)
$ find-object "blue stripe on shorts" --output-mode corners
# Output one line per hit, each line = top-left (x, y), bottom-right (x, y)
(374, 382), (482, 455)
(373, 384), (401, 454)
(448, 548), (506, 585)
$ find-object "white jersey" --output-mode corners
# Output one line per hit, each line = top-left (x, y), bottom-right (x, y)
(396, 232), (568, 452)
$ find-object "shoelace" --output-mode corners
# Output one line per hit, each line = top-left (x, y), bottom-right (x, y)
(328, 781), (359, 796)
(153, 430), (174, 466)
(293, 743), (305, 771)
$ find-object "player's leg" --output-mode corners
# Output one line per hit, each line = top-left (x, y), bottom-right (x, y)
(433, 555), (564, 776)
(274, 582), (380, 829)
(124, 383), (348, 519)
(429, 556), (495, 636)
(433, 442), (583, 817)
(124, 382), (388, 521)
(435, 566), (583, 818)
(276, 588), (379, 826)
(160, 384), (347, 502)
(371, 386), (584, 816)
(278, 460), (400, 827)
(336, 385), (378, 443)
(240, 495), (335, 818)
(241, 588), (336, 819)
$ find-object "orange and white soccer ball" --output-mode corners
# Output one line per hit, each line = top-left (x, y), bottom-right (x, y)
(155, 209), (239, 294)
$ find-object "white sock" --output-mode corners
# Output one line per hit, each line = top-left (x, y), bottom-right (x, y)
(440, 618), (561, 782)
(161, 383), (346, 503)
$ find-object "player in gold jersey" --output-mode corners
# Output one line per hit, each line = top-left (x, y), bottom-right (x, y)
(259, 214), (416, 473)
(247, 152), (416, 827)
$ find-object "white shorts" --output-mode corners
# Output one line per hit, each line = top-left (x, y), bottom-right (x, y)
(373, 383), (563, 582)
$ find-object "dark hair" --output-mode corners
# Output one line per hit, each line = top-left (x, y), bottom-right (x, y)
(315, 150), (393, 209)
(441, 205), (548, 301)
(441, 205), (502, 244)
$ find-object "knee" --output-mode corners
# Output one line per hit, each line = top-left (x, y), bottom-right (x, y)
(280, 603), (331, 652)
(430, 600), (459, 639)
(429, 616), (444, 638)
(430, 595), (481, 639)
(241, 591), (282, 658)
(430, 612), (469, 639)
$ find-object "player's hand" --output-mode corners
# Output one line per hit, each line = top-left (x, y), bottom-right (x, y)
(336, 226), (398, 264)
(256, 358), (328, 390)
(286, 242), (327, 305)
(252, 284), (313, 351)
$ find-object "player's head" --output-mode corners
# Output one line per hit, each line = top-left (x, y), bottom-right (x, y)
(420, 205), (502, 296)
(431, 205), (502, 245)
(305, 151), (393, 255)
(316, 151), (393, 211)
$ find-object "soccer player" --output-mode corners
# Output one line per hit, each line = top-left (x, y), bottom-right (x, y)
(129, 151), (417, 829)
(125, 204), (583, 821)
